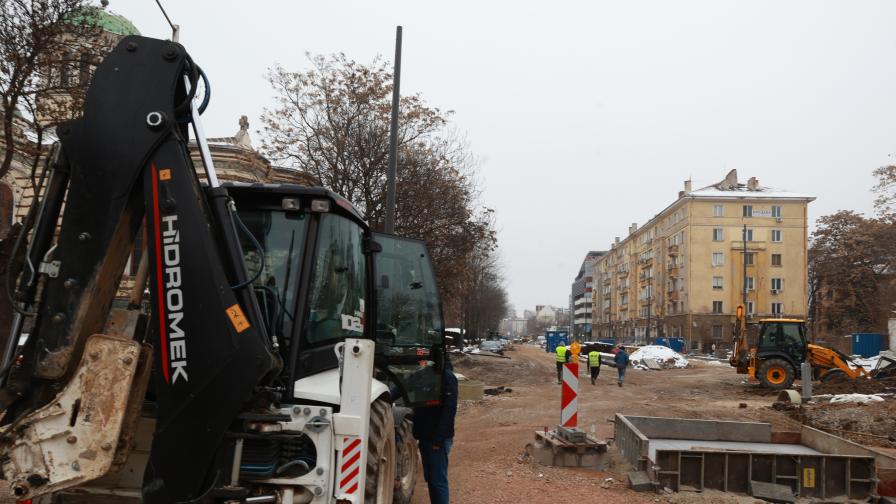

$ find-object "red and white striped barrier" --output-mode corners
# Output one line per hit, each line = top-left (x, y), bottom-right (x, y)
(337, 435), (362, 496)
(560, 362), (578, 427)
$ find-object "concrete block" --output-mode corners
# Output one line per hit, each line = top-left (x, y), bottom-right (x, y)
(749, 480), (795, 503)
(458, 380), (483, 400)
(628, 471), (654, 492)
(643, 358), (661, 370)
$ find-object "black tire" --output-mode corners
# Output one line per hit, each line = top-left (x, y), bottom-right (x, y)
(393, 415), (417, 504)
(365, 399), (396, 504)
(758, 358), (795, 390)
(821, 369), (849, 383)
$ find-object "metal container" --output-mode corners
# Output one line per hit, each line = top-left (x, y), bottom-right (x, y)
(655, 337), (685, 353)
(851, 333), (884, 358)
(544, 331), (569, 353)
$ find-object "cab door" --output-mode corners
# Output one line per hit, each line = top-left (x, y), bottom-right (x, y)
(372, 233), (445, 407)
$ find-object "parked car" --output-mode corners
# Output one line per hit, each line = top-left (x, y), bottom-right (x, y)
(479, 340), (504, 355)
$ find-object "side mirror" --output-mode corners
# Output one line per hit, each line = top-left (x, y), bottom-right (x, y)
(364, 237), (383, 254)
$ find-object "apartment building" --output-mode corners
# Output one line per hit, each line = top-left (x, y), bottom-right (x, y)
(592, 170), (814, 351)
(571, 251), (606, 340)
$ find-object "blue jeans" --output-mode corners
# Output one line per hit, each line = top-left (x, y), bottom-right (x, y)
(617, 366), (626, 384)
(419, 437), (453, 504)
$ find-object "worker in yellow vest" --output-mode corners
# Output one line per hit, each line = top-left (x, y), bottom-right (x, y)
(588, 350), (601, 385)
(555, 345), (569, 384)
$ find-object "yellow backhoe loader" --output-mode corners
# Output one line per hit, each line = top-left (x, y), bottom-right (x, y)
(729, 306), (881, 389)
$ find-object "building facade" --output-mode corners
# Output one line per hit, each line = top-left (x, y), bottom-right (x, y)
(570, 251), (605, 341)
(592, 170), (814, 351)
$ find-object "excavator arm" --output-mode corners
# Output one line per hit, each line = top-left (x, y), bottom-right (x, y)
(0, 36), (277, 503)
(806, 343), (870, 381)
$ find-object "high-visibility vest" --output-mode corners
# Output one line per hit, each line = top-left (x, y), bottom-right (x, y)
(588, 351), (601, 368)
(555, 346), (567, 362)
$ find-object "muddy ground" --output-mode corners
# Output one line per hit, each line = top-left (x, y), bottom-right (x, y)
(409, 345), (895, 504)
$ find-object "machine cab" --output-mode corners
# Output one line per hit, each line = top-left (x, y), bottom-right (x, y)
(227, 183), (444, 407)
(756, 319), (807, 364)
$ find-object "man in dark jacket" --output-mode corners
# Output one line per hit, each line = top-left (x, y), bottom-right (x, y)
(412, 358), (458, 504)
(614, 345), (630, 387)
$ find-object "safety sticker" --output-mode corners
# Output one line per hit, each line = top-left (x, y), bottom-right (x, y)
(341, 314), (363, 332)
(226, 304), (250, 333)
(159, 168), (172, 181)
(803, 467), (815, 488)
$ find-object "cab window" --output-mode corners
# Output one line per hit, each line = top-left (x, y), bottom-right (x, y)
(305, 214), (367, 345)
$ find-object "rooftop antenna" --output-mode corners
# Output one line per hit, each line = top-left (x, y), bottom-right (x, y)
(154, 0), (179, 41)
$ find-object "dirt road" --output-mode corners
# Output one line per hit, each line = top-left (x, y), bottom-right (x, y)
(410, 344), (801, 504)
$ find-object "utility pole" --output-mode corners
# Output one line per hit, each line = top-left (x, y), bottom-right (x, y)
(384, 26), (402, 234)
(742, 224), (748, 310)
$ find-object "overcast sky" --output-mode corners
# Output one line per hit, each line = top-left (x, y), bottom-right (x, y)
(120, 1), (896, 315)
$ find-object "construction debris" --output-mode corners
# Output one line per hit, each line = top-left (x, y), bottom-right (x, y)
(749, 480), (795, 503)
(627, 471), (654, 492)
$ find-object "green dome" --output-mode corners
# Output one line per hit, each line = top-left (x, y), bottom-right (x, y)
(69, 6), (140, 36)
(92, 10), (140, 36)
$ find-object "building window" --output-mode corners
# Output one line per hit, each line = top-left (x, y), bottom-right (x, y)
(712, 325), (723, 339)
(771, 253), (782, 266)
(712, 252), (724, 266)
(712, 228), (723, 241)
(712, 276), (723, 289)
(745, 277), (754, 291)
(747, 301), (754, 315)
(771, 278), (783, 291)
(743, 252), (755, 266)
(771, 302), (783, 315)
(771, 229), (782, 242)
(742, 228), (753, 241)
(713, 204), (724, 217)
(743, 205), (753, 217)
(772, 205), (782, 218)
(712, 301), (723, 313)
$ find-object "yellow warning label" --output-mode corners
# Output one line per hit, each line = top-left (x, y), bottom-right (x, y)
(159, 168), (172, 181)
(803, 467), (815, 488)
(226, 304), (250, 333)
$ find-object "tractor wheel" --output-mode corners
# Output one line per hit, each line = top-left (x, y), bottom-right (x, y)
(821, 369), (849, 383)
(365, 399), (396, 504)
(758, 359), (795, 389)
(393, 415), (417, 504)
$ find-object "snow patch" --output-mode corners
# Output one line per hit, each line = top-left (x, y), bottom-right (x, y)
(630, 345), (689, 369)
(828, 393), (885, 404)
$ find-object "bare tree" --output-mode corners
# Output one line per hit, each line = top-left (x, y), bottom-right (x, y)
(260, 54), (498, 315)
(809, 210), (896, 340)
(0, 0), (101, 179)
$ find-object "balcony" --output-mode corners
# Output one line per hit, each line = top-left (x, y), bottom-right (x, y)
(668, 290), (679, 301)
(639, 256), (654, 265)
(668, 244), (680, 256)
(603, 277), (612, 285)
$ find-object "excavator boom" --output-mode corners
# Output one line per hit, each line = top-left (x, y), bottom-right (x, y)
(0, 36), (277, 502)
(807, 343), (870, 380)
